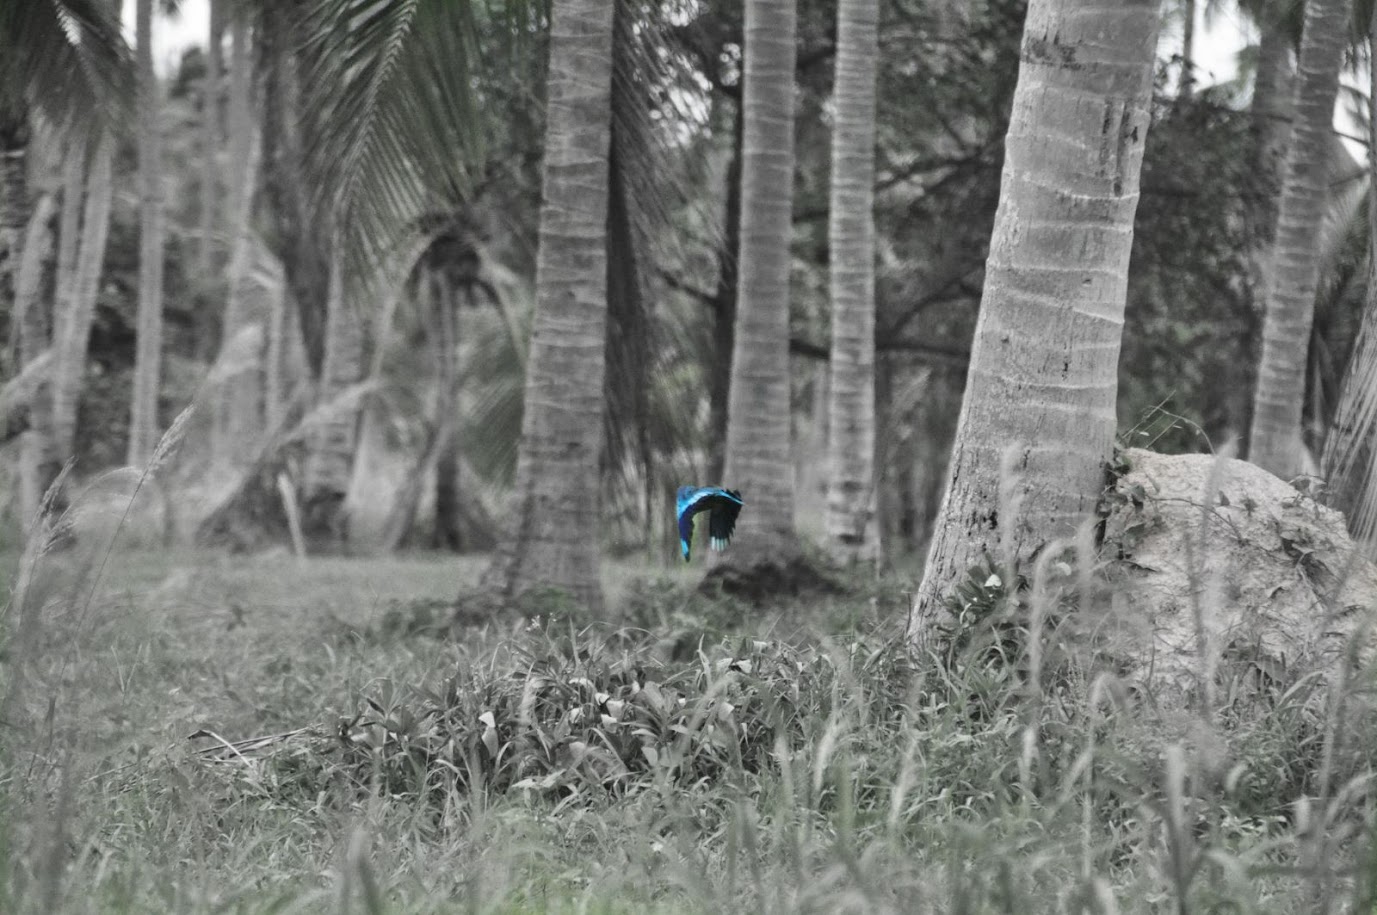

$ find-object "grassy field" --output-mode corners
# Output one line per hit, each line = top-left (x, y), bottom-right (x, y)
(1, 541), (1375, 913)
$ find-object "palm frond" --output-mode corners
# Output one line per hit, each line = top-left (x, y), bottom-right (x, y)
(0, 0), (134, 135)
(299, 0), (539, 292)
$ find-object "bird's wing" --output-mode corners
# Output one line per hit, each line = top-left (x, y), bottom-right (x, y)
(676, 487), (744, 559)
(707, 492), (743, 551)
(676, 488), (716, 560)
(677, 509), (697, 560)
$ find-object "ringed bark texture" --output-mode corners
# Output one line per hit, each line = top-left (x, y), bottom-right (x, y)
(1248, 0), (1352, 477)
(483, 0), (614, 612)
(722, 0), (799, 560)
(825, 0), (880, 563)
(912, 0), (1161, 630)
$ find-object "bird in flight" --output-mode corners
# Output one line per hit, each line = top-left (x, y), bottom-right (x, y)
(676, 486), (744, 562)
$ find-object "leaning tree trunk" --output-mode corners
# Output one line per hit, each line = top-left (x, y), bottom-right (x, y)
(382, 271), (459, 551)
(198, 0), (224, 277)
(911, 0), (1162, 631)
(51, 135), (114, 465)
(824, 0), (880, 564)
(1249, 0), (1353, 477)
(128, 0), (165, 467)
(300, 241), (364, 548)
(480, 0), (615, 612)
(720, 0), (799, 561)
(14, 192), (56, 527)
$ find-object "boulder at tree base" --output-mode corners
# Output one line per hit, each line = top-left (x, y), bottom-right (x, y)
(1100, 448), (1377, 709)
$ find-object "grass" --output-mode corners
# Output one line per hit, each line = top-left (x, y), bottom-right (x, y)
(2, 534), (1376, 913)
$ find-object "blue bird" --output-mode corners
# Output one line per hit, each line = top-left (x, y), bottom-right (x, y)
(676, 486), (744, 562)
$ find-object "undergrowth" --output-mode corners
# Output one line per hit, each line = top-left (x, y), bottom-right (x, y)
(3, 525), (1377, 912)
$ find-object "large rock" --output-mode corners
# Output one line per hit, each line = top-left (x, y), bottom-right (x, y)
(1100, 448), (1377, 708)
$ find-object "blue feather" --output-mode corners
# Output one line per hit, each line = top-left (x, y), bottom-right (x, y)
(675, 486), (744, 561)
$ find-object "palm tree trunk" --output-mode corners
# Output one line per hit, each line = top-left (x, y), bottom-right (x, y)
(215, 9), (262, 465)
(1179, 0), (1196, 100)
(301, 241), (364, 547)
(482, 0), (615, 612)
(128, 0), (165, 467)
(1248, 0), (1353, 477)
(51, 135), (114, 465)
(707, 96), (744, 486)
(383, 272), (458, 551)
(911, 0), (1162, 630)
(198, 0), (224, 276)
(14, 192), (56, 526)
(431, 275), (463, 550)
(54, 135), (84, 322)
(1, 109), (31, 376)
(721, 0), (799, 560)
(825, 0), (880, 564)
(1232, 12), (1293, 442)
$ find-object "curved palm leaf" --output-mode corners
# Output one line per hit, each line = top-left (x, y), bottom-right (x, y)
(0, 0), (133, 133)
(298, 0), (542, 288)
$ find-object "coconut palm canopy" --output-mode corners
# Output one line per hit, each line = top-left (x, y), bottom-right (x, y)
(676, 485), (743, 562)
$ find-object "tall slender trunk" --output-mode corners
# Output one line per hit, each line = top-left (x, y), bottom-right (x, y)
(198, 0), (224, 276)
(260, 0), (330, 379)
(825, 0), (880, 564)
(1249, 0), (1353, 477)
(481, 0), (615, 612)
(54, 136), (84, 323)
(912, 0), (1161, 629)
(721, 0), (799, 560)
(432, 276), (463, 550)
(51, 135), (114, 465)
(301, 241), (364, 547)
(216, 9), (262, 464)
(128, 0), (166, 467)
(1233, 15), (1294, 443)
(1, 108), (31, 377)
(15, 192), (56, 525)
(708, 97), (744, 485)
(383, 272), (459, 551)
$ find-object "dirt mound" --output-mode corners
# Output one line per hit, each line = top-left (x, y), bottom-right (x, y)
(698, 554), (843, 605)
(1100, 448), (1377, 708)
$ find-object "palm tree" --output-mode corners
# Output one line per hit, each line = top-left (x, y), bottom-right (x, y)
(721, 0), (799, 561)
(198, 0), (224, 277)
(1249, 0), (1354, 476)
(0, 1), (129, 322)
(825, 0), (880, 564)
(911, 0), (1163, 628)
(301, 242), (365, 544)
(127, 0), (166, 467)
(214, 6), (261, 466)
(1, 1), (129, 535)
(51, 134), (114, 465)
(481, 0), (615, 610)
(13, 190), (56, 525)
